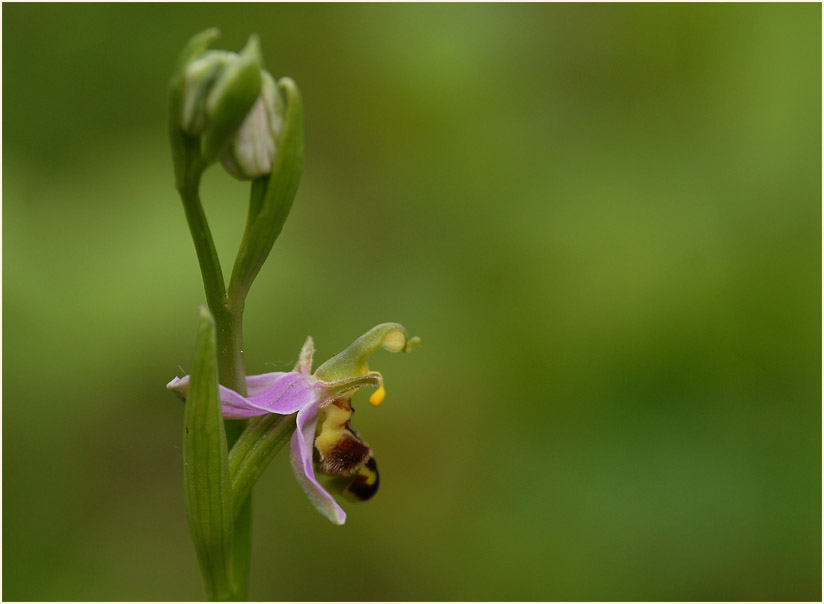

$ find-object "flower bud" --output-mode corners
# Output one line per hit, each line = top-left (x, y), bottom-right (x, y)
(219, 71), (285, 180)
(170, 30), (264, 167)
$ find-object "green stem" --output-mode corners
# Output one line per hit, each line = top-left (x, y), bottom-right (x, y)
(229, 414), (296, 510)
(214, 305), (246, 398)
(178, 161), (227, 315)
(178, 160), (252, 601)
(176, 78), (303, 597)
(178, 161), (248, 397)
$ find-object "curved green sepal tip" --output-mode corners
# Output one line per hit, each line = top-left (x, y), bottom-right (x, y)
(170, 28), (220, 113)
(173, 28), (220, 80)
(314, 323), (420, 382)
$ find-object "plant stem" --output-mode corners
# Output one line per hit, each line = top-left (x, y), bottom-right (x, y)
(214, 304), (246, 398)
(179, 161), (252, 601)
(178, 161), (248, 397)
(178, 161), (226, 316)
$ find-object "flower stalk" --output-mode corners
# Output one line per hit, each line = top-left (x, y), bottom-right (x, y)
(177, 163), (248, 397)
(170, 28), (303, 600)
(168, 28), (418, 602)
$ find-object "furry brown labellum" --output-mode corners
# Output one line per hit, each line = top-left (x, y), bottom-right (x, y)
(313, 399), (381, 501)
(314, 400), (372, 475)
(317, 429), (372, 476)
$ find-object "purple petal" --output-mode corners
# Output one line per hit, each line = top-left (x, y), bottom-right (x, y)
(246, 372), (290, 396)
(219, 385), (272, 419)
(289, 400), (347, 525)
(247, 372), (318, 415)
(167, 373), (315, 419)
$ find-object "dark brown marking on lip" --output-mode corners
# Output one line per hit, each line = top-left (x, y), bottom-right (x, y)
(318, 433), (371, 476)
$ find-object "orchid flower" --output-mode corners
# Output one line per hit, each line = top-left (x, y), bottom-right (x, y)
(168, 322), (421, 525)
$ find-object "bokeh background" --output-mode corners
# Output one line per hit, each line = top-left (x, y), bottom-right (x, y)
(3, 3), (821, 601)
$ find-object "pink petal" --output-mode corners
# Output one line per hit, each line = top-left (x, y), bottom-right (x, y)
(245, 372), (289, 396)
(288, 401), (346, 525)
(246, 372), (318, 415)
(167, 372), (316, 419)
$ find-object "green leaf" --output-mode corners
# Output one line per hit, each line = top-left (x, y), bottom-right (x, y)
(226, 77), (305, 306)
(183, 306), (235, 601)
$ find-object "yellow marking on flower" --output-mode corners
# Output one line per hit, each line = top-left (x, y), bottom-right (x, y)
(361, 464), (378, 486)
(369, 372), (386, 406)
(314, 402), (352, 457)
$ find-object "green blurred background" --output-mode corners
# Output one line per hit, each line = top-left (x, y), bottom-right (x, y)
(3, 3), (821, 601)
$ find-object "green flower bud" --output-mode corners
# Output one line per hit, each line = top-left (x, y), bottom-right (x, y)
(169, 30), (265, 172)
(219, 71), (285, 180)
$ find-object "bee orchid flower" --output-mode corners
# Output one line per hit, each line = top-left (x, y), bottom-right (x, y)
(168, 323), (421, 525)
